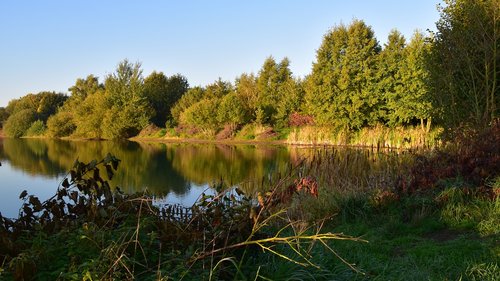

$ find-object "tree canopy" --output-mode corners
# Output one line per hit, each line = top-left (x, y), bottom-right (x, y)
(3, 1), (496, 139)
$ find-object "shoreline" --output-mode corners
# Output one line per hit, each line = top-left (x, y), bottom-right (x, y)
(0, 134), (423, 151)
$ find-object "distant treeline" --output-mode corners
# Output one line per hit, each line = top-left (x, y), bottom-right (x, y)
(0, 0), (497, 140)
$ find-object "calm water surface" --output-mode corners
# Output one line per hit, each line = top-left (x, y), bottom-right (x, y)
(0, 138), (409, 218)
(0, 138), (299, 218)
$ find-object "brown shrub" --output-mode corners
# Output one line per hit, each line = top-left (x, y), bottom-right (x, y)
(289, 112), (315, 127)
(405, 119), (500, 193)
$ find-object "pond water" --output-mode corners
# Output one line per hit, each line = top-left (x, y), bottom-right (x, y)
(0, 138), (410, 219)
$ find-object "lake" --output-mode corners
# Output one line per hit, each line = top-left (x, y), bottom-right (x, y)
(0, 138), (409, 219)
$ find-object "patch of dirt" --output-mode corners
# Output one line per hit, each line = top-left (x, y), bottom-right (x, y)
(424, 229), (462, 242)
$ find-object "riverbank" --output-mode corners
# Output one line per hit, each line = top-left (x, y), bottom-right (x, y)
(130, 124), (443, 150)
(2, 116), (444, 149)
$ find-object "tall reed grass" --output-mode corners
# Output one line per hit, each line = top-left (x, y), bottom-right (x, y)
(287, 125), (443, 149)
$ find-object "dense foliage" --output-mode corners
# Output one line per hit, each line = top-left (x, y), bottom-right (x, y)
(428, 0), (499, 128)
(1, 0), (497, 141)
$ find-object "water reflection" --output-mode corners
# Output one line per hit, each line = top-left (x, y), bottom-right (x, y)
(0, 139), (293, 198)
(0, 138), (412, 219)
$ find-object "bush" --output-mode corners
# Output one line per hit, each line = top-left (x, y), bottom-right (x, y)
(407, 119), (500, 192)
(46, 111), (76, 138)
(3, 109), (37, 138)
(26, 120), (46, 137)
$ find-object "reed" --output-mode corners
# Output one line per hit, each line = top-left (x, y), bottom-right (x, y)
(286, 125), (443, 149)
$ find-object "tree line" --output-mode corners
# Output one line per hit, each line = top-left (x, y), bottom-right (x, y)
(0, 0), (497, 139)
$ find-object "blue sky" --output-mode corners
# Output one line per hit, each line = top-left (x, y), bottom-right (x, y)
(0, 0), (442, 107)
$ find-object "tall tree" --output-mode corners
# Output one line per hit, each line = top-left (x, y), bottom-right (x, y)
(305, 20), (381, 129)
(377, 29), (407, 126)
(102, 60), (151, 139)
(429, 0), (499, 128)
(235, 73), (259, 115)
(144, 72), (189, 127)
(398, 31), (434, 130)
(68, 75), (101, 102)
(255, 57), (294, 125)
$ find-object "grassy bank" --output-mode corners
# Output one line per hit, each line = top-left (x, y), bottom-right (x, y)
(132, 124), (443, 149)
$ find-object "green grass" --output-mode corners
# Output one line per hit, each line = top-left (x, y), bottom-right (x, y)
(246, 201), (499, 281)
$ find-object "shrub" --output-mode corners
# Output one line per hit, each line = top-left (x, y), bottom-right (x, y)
(25, 120), (46, 137)
(46, 111), (76, 138)
(3, 109), (37, 138)
(288, 112), (314, 127)
(407, 119), (500, 192)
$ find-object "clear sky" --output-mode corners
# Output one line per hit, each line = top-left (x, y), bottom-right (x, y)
(0, 0), (442, 107)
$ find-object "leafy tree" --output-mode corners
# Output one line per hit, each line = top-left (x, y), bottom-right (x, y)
(3, 109), (37, 137)
(73, 89), (108, 139)
(144, 72), (189, 127)
(305, 20), (381, 129)
(170, 87), (205, 125)
(217, 92), (249, 126)
(68, 75), (101, 102)
(0, 107), (8, 128)
(4, 92), (67, 137)
(35, 92), (68, 122)
(46, 111), (77, 138)
(26, 120), (47, 136)
(102, 60), (152, 139)
(46, 76), (101, 138)
(377, 29), (407, 126)
(428, 0), (499, 128)
(397, 31), (434, 130)
(255, 57), (295, 125)
(181, 98), (221, 130)
(204, 78), (233, 100)
(235, 73), (259, 115)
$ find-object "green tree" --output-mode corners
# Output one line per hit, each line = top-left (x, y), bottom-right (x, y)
(181, 98), (221, 130)
(68, 75), (101, 102)
(73, 89), (108, 139)
(144, 72), (189, 127)
(305, 20), (381, 129)
(4, 92), (67, 137)
(377, 29), (407, 126)
(26, 120), (47, 136)
(275, 78), (304, 128)
(46, 76), (101, 138)
(170, 87), (205, 125)
(235, 73), (259, 115)
(46, 111), (77, 138)
(428, 0), (499, 128)
(255, 57), (294, 125)
(102, 60), (152, 139)
(3, 109), (37, 137)
(217, 92), (249, 126)
(397, 31), (434, 130)
(36, 92), (68, 122)
(0, 107), (9, 128)
(203, 78), (233, 100)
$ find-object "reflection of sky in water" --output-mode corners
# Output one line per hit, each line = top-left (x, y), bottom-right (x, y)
(0, 159), (215, 219)
(0, 160), (65, 219)
(153, 183), (215, 208)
